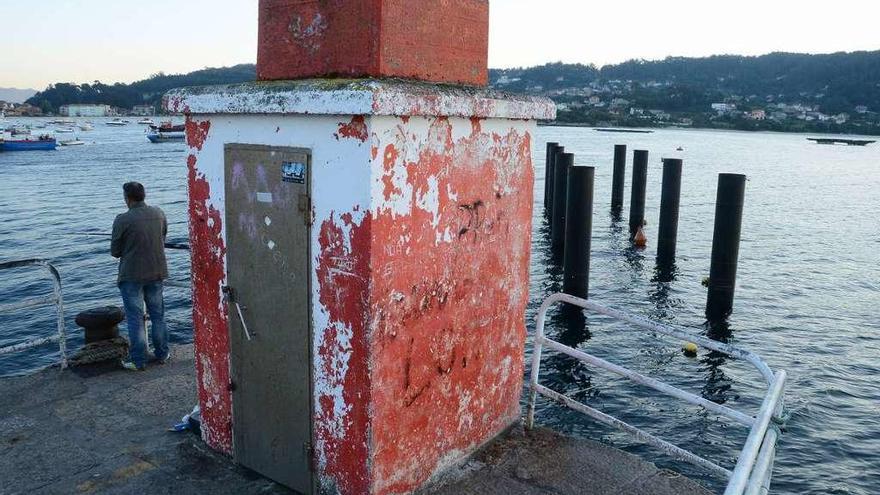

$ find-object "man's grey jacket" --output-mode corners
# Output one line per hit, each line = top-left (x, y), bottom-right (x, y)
(111, 201), (169, 283)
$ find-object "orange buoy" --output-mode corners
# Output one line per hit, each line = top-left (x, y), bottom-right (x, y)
(634, 225), (648, 247)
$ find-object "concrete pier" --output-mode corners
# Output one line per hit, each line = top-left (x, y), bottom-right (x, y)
(0, 345), (711, 495)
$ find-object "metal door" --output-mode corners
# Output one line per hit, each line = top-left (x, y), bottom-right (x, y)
(224, 144), (313, 493)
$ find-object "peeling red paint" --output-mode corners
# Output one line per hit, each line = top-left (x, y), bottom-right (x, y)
(315, 212), (373, 495)
(381, 144), (401, 201)
(335, 115), (369, 142)
(185, 118), (211, 151)
(187, 152), (232, 454)
(369, 117), (534, 494)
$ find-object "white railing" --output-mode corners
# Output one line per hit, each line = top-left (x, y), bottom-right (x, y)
(526, 292), (786, 495)
(0, 259), (67, 369)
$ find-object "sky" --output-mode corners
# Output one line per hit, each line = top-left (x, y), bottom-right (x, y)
(3, 0), (879, 90)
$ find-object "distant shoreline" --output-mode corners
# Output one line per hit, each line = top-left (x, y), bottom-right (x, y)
(539, 121), (880, 137)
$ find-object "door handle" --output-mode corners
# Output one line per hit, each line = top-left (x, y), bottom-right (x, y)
(222, 286), (253, 341)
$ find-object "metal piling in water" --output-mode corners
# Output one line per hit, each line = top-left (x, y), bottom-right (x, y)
(551, 152), (573, 256)
(706, 173), (746, 320)
(657, 158), (683, 264)
(563, 164), (595, 299)
(544, 142), (560, 216)
(611, 144), (626, 216)
(628, 150), (649, 237)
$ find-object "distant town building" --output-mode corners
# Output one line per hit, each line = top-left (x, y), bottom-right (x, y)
(711, 103), (737, 114)
(131, 104), (155, 116)
(746, 109), (766, 120)
(770, 111), (788, 121)
(60, 104), (112, 117)
(648, 109), (671, 120)
(855, 105), (869, 114)
(3, 103), (42, 117)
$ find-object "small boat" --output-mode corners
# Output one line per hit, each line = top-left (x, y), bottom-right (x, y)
(59, 139), (86, 146)
(595, 128), (654, 134)
(147, 132), (185, 143)
(106, 119), (127, 127)
(807, 137), (875, 146)
(56, 127), (76, 133)
(79, 123), (94, 131)
(149, 122), (186, 133)
(676, 147), (684, 151)
(138, 118), (155, 125)
(0, 135), (57, 151)
(147, 121), (186, 143)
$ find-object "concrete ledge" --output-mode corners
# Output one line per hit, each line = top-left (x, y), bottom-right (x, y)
(421, 426), (713, 495)
(0, 345), (710, 494)
(163, 79), (557, 120)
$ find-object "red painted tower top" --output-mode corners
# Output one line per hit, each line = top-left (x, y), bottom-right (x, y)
(257, 0), (490, 86)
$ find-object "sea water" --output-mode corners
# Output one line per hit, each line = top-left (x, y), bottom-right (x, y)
(1, 119), (878, 493)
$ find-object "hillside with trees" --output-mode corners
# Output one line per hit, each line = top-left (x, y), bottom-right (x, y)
(23, 51), (880, 134)
(26, 65), (256, 114)
(490, 51), (880, 134)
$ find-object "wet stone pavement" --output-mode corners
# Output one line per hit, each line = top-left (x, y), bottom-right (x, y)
(0, 345), (709, 495)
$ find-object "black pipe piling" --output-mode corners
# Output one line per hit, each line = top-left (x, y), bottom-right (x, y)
(657, 158), (683, 264)
(628, 150), (649, 237)
(544, 142), (560, 215)
(611, 144), (627, 214)
(563, 165), (595, 298)
(547, 145), (564, 223)
(551, 152), (573, 256)
(706, 173), (747, 321)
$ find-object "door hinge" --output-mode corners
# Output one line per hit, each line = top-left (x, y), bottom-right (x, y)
(298, 193), (312, 226)
(304, 442), (315, 471)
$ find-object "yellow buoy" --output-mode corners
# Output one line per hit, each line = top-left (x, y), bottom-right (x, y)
(683, 342), (698, 356)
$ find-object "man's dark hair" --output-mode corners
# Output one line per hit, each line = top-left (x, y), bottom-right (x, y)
(123, 182), (146, 202)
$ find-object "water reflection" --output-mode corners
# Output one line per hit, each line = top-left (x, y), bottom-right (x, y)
(700, 320), (736, 405)
(622, 245), (647, 274)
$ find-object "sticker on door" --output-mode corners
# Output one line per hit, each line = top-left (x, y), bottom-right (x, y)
(282, 161), (306, 184)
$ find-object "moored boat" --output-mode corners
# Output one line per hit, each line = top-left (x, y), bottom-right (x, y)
(146, 132), (185, 143)
(56, 127), (76, 133)
(106, 119), (127, 127)
(146, 121), (186, 143)
(0, 136), (58, 151)
(138, 118), (156, 125)
(59, 139), (86, 146)
(79, 123), (94, 131)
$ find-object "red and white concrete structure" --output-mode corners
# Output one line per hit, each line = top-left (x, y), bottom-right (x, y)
(165, 1), (554, 494)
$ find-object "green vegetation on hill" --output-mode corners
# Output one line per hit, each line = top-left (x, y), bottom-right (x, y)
(26, 65), (256, 114)
(23, 51), (880, 134)
(491, 51), (880, 134)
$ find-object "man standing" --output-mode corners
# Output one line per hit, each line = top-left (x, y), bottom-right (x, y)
(111, 182), (170, 371)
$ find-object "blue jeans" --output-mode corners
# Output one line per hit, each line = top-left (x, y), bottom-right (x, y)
(119, 280), (169, 367)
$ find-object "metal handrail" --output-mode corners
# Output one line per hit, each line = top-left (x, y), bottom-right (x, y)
(0, 259), (67, 369)
(526, 292), (786, 495)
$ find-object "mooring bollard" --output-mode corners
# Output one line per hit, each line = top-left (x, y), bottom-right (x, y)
(657, 158), (683, 264)
(563, 165), (595, 298)
(628, 150), (649, 237)
(544, 142), (560, 215)
(611, 144), (627, 214)
(706, 173), (746, 320)
(551, 152), (573, 256)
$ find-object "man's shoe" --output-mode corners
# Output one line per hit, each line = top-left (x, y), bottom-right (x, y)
(121, 360), (145, 371)
(158, 353), (172, 365)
